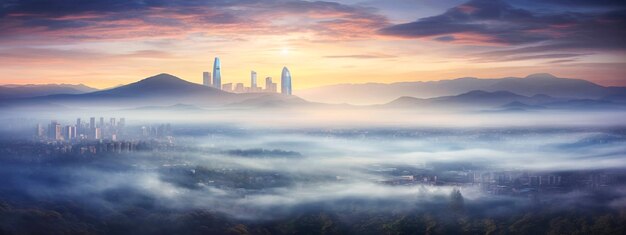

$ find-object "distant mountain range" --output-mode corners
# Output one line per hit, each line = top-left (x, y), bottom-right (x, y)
(0, 83), (98, 99)
(2, 73), (625, 112)
(297, 73), (626, 105)
(380, 90), (626, 112)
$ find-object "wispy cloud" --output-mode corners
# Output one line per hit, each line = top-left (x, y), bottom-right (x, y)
(324, 54), (395, 59)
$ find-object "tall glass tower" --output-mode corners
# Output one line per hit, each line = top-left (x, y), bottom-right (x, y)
(251, 70), (257, 89)
(212, 57), (221, 89)
(281, 66), (292, 95)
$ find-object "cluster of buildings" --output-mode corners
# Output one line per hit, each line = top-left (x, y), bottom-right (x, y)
(35, 118), (175, 142)
(201, 57), (292, 95)
(141, 124), (172, 138)
(473, 171), (615, 196)
(36, 117), (126, 142)
(376, 167), (618, 197)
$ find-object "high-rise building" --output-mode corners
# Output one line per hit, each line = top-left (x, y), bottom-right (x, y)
(281, 66), (292, 95)
(76, 118), (82, 135)
(212, 57), (221, 89)
(234, 83), (245, 93)
(48, 121), (61, 140)
(222, 83), (233, 92)
(64, 125), (76, 140)
(203, 72), (212, 87)
(119, 118), (126, 128)
(89, 117), (95, 129)
(251, 71), (257, 89)
(110, 118), (116, 128)
(94, 127), (102, 140)
(99, 117), (104, 128)
(265, 77), (277, 93)
(36, 124), (44, 138)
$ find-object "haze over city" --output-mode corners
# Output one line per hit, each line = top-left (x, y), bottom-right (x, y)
(0, 1), (625, 235)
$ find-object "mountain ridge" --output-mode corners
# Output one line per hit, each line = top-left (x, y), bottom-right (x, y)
(382, 90), (626, 111)
(297, 73), (626, 105)
(0, 83), (98, 99)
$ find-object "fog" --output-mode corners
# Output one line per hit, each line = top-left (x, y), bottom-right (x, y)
(0, 107), (625, 234)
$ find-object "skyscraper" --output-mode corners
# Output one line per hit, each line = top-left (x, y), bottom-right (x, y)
(64, 125), (76, 140)
(251, 70), (257, 89)
(48, 121), (61, 140)
(90, 117), (95, 129)
(212, 57), (221, 89)
(202, 71), (211, 87)
(76, 118), (82, 135)
(94, 127), (102, 140)
(36, 124), (44, 138)
(265, 77), (277, 93)
(281, 66), (292, 95)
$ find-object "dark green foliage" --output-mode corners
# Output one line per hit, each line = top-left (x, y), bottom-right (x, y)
(0, 199), (624, 235)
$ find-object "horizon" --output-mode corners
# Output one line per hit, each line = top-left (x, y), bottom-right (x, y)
(0, 71), (614, 91)
(1, 0), (625, 89)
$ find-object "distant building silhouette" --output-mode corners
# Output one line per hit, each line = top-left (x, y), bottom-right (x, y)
(202, 71), (212, 87)
(93, 127), (101, 140)
(265, 77), (277, 93)
(281, 66), (292, 95)
(251, 71), (257, 90)
(36, 123), (44, 138)
(222, 83), (233, 92)
(48, 121), (61, 140)
(234, 83), (245, 93)
(64, 125), (76, 140)
(213, 57), (221, 89)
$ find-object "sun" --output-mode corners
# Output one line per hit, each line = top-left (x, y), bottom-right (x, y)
(281, 47), (289, 55)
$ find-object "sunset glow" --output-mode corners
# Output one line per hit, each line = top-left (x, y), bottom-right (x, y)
(1, 0), (624, 89)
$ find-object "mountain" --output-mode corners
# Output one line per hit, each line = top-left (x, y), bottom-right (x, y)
(500, 101), (546, 110)
(385, 90), (554, 108)
(0, 83), (98, 99)
(92, 73), (218, 97)
(382, 90), (626, 111)
(14, 73), (307, 109)
(297, 73), (626, 105)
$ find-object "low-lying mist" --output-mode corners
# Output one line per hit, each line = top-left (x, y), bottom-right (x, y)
(0, 108), (625, 234)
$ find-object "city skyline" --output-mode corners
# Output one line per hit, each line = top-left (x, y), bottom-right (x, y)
(0, 0), (624, 89)
(204, 56), (291, 94)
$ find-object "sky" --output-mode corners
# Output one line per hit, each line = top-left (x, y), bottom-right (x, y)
(0, 0), (625, 89)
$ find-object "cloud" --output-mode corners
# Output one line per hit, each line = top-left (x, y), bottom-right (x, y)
(0, 0), (389, 43)
(324, 53), (395, 59)
(0, 47), (173, 65)
(474, 53), (590, 63)
(378, 0), (626, 54)
(544, 59), (578, 64)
